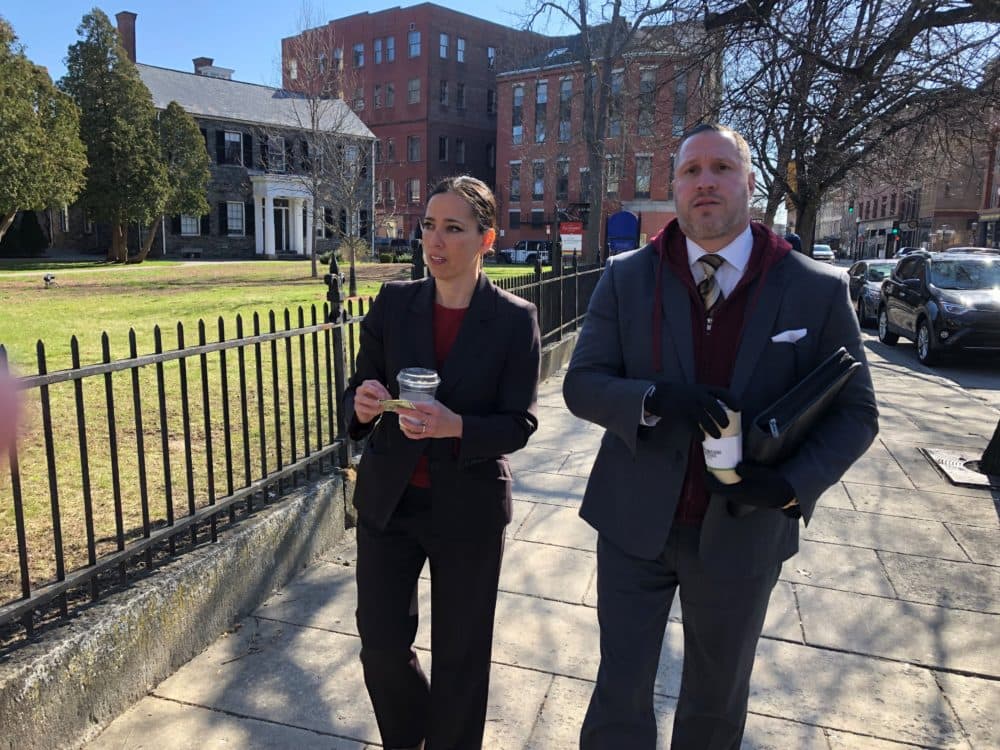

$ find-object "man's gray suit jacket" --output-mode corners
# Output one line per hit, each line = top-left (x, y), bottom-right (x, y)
(563, 242), (879, 577)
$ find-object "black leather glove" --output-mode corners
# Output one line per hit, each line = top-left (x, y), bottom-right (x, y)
(705, 462), (796, 509)
(645, 383), (736, 439)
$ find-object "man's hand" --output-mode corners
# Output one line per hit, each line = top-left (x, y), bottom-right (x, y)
(646, 383), (736, 439)
(705, 462), (795, 508)
(353, 379), (391, 425)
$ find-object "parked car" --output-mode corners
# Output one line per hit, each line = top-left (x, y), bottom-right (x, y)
(896, 246), (923, 257)
(498, 239), (552, 265)
(847, 258), (899, 327)
(877, 250), (1000, 365)
(812, 244), (835, 263)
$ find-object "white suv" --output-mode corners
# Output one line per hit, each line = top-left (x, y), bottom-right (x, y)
(812, 244), (835, 263)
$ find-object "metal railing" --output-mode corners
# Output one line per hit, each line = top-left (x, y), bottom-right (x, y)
(0, 257), (601, 647)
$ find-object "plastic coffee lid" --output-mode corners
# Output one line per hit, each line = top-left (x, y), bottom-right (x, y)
(397, 367), (441, 389)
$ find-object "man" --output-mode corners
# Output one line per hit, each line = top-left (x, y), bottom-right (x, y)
(563, 123), (878, 749)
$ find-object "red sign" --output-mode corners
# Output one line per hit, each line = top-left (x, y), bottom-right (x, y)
(560, 221), (583, 235)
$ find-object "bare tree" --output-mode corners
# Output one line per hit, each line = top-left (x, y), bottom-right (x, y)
(276, 3), (375, 284)
(701, 0), (1000, 254)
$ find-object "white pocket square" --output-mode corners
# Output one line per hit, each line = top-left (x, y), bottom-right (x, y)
(771, 328), (807, 343)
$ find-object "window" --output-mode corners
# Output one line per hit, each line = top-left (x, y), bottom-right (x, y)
(269, 135), (286, 172)
(375, 140), (383, 162)
(487, 89), (497, 115)
(407, 135), (421, 161)
(635, 155), (652, 199)
(384, 82), (395, 107)
(408, 78), (420, 104)
(374, 84), (383, 108)
(318, 53), (327, 75)
(558, 78), (572, 142)
(181, 214), (199, 236)
(374, 39), (383, 64)
(535, 81), (547, 143)
(531, 209), (544, 227)
(533, 161), (544, 200)
(486, 143), (495, 169)
(890, 192), (897, 214)
(439, 136), (449, 161)
(456, 83), (465, 109)
(487, 46), (496, 68)
(84, 215), (94, 234)
(608, 70), (623, 138)
(316, 206), (328, 238)
(439, 33), (449, 58)
(333, 48), (343, 69)
(512, 85), (524, 144)
(408, 30), (421, 58)
(556, 159), (569, 200)
(227, 201), (244, 236)
(386, 36), (395, 61)
(672, 73), (688, 137)
(457, 37), (465, 62)
(353, 43), (365, 67)
(606, 156), (620, 195)
(385, 179), (396, 205)
(387, 138), (395, 161)
(508, 209), (520, 229)
(224, 131), (243, 165)
(288, 59), (298, 80)
(510, 162), (521, 201)
(440, 80), (449, 106)
(580, 167), (591, 202)
(408, 178), (420, 203)
(59, 204), (69, 232)
(638, 69), (655, 136)
(456, 137), (465, 164)
(354, 86), (365, 110)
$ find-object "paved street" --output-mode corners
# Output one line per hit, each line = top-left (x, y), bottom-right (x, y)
(88, 341), (1000, 749)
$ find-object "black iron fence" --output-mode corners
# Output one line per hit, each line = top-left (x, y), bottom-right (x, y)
(0, 259), (601, 647)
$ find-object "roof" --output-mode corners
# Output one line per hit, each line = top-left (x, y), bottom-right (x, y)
(136, 63), (374, 140)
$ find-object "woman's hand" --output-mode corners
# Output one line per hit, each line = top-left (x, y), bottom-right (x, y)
(353, 379), (391, 424)
(397, 400), (463, 440)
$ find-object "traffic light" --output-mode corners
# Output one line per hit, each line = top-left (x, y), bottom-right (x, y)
(891, 220), (900, 236)
(848, 201), (854, 214)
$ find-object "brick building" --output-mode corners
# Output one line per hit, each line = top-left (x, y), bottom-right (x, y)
(494, 25), (717, 257)
(282, 3), (550, 242)
(50, 11), (373, 260)
(977, 114), (1000, 249)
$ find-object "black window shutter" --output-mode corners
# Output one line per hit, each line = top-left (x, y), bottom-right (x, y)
(200, 214), (210, 235)
(170, 215), (181, 234)
(243, 134), (253, 168)
(200, 128), (208, 153)
(285, 139), (294, 171)
(260, 135), (269, 169)
(218, 202), (228, 236)
(301, 140), (310, 171)
(324, 207), (334, 235)
(245, 201), (255, 235)
(216, 131), (226, 164)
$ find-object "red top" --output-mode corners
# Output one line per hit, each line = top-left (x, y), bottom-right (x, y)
(409, 303), (468, 487)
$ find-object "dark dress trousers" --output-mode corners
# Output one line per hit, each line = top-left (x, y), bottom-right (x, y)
(564, 225), (879, 749)
(344, 272), (540, 750)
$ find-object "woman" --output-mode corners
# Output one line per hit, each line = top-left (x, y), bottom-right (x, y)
(344, 176), (541, 750)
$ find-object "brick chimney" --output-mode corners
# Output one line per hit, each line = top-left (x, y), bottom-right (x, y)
(115, 11), (137, 63)
(193, 57), (214, 74)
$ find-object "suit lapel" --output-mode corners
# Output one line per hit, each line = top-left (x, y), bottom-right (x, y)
(436, 273), (496, 402)
(729, 258), (788, 399)
(657, 253), (696, 383)
(405, 278), (437, 375)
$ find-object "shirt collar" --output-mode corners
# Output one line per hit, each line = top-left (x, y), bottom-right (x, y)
(685, 224), (753, 274)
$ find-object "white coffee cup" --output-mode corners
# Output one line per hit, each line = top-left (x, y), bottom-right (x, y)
(702, 403), (742, 484)
(396, 367), (441, 403)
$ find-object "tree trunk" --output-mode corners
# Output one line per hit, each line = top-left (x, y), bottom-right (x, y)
(980, 418), (1000, 475)
(763, 188), (784, 228)
(0, 211), (15, 244)
(309, 207), (318, 279)
(794, 201), (819, 256)
(109, 224), (127, 262)
(129, 219), (160, 263)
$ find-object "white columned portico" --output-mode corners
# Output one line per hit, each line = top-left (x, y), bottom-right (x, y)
(305, 198), (314, 255)
(264, 194), (275, 256)
(254, 197), (265, 255)
(290, 198), (303, 255)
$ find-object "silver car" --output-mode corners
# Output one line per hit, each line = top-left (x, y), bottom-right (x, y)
(812, 244), (835, 262)
(847, 258), (899, 327)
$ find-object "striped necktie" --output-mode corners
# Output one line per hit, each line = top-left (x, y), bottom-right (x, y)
(697, 254), (724, 314)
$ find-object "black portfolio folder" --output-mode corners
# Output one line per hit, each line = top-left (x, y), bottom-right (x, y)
(745, 347), (862, 465)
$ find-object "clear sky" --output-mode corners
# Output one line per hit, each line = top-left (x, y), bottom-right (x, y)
(3, 0), (543, 86)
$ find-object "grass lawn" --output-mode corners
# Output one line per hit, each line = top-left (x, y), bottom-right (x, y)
(0, 258), (540, 606)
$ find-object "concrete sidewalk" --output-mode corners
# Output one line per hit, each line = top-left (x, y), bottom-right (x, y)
(88, 342), (1000, 749)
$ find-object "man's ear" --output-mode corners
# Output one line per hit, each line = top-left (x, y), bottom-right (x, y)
(747, 170), (756, 195)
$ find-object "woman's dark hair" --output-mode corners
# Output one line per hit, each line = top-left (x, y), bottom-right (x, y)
(428, 176), (497, 234)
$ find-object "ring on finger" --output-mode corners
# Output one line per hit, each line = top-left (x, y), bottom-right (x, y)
(421, 422), (427, 434)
